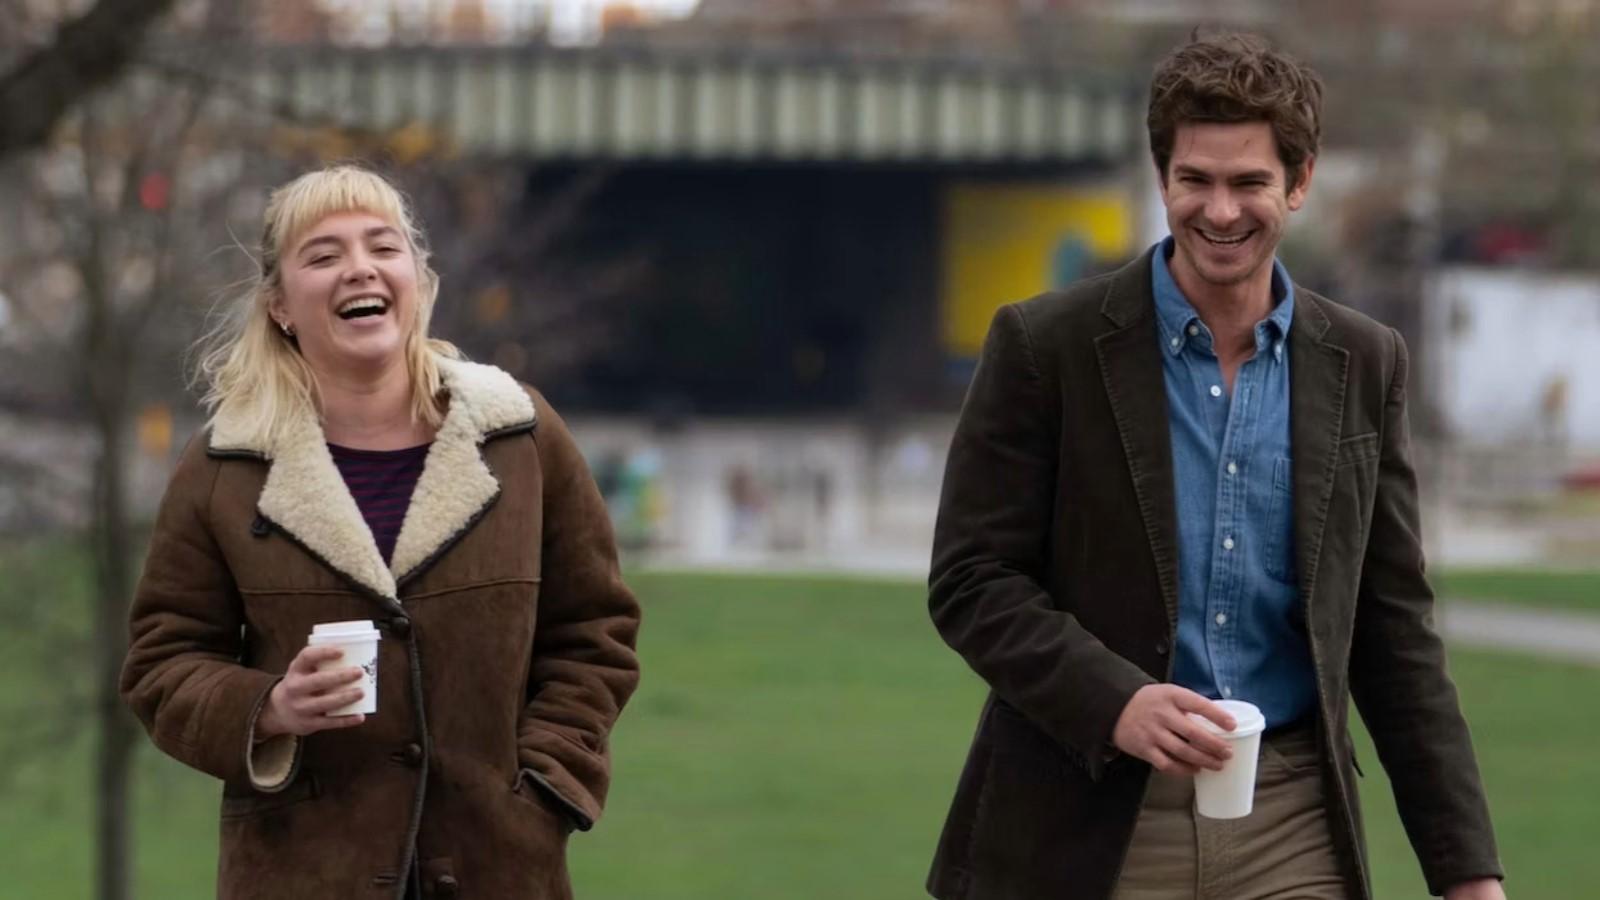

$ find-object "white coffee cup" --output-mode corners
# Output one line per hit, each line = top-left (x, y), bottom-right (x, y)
(307, 620), (381, 716)
(1189, 699), (1267, 819)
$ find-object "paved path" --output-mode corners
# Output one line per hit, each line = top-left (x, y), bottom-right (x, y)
(1438, 599), (1600, 667)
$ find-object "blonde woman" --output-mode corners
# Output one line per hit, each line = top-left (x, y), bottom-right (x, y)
(121, 165), (641, 900)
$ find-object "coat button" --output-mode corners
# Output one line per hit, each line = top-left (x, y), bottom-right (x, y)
(401, 742), (424, 767)
(388, 615), (411, 639)
(435, 874), (459, 898)
(1155, 638), (1170, 656)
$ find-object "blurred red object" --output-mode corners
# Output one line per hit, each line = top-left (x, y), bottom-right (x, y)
(1561, 464), (1600, 491)
(1473, 223), (1544, 264)
(139, 172), (170, 211)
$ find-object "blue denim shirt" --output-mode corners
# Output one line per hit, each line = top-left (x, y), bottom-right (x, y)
(1151, 237), (1315, 728)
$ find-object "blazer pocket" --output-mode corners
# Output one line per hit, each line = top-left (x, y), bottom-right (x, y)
(220, 771), (319, 819)
(990, 701), (1106, 779)
(1336, 432), (1379, 468)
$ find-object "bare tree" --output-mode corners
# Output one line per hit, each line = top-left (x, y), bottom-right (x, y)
(0, 0), (178, 157)
(406, 162), (648, 388)
(0, 8), (289, 897)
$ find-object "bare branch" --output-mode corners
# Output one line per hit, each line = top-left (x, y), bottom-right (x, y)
(0, 0), (178, 157)
(126, 81), (218, 336)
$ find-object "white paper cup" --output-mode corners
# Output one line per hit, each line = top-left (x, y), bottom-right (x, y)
(307, 620), (381, 716)
(1188, 699), (1267, 819)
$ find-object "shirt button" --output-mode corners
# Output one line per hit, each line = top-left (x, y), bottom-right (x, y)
(1188, 325), (1199, 336)
(1170, 336), (1180, 348)
(1210, 385), (1222, 398)
(1222, 686), (1233, 698)
(1215, 613), (1228, 625)
(1222, 536), (1235, 550)
(1226, 461), (1238, 475)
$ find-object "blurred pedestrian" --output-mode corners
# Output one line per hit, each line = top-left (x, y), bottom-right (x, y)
(926, 32), (1504, 900)
(121, 165), (640, 899)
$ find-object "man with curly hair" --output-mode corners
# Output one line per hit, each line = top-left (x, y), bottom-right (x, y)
(926, 31), (1505, 900)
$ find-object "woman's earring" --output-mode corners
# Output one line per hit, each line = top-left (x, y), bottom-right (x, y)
(278, 320), (295, 338)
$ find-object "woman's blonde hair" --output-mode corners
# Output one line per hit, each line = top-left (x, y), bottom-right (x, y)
(195, 164), (459, 449)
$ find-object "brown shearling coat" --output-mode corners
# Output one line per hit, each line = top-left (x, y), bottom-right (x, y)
(121, 358), (640, 899)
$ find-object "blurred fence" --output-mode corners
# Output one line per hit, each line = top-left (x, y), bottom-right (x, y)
(11, 406), (1600, 572)
(575, 415), (949, 573)
(574, 416), (1600, 575)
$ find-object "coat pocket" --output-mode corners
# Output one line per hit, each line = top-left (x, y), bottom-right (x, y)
(220, 771), (319, 820)
(512, 769), (578, 835)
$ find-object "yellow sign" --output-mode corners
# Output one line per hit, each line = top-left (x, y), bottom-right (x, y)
(137, 404), (173, 458)
(940, 182), (1133, 358)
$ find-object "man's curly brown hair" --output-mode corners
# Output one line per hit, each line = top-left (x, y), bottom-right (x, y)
(1147, 31), (1324, 192)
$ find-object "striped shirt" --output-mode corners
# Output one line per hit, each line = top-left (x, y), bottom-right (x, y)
(327, 442), (431, 564)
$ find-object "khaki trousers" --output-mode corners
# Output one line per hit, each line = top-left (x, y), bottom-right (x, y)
(1112, 725), (1351, 900)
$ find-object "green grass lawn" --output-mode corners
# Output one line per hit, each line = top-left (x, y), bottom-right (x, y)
(1435, 568), (1600, 613)
(1, 563), (1595, 898)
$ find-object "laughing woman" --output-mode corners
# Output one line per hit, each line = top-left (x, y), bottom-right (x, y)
(120, 165), (641, 900)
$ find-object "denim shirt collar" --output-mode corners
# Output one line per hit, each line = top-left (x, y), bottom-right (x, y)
(1151, 236), (1295, 360)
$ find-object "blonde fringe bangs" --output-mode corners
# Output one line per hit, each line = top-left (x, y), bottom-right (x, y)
(194, 165), (459, 452)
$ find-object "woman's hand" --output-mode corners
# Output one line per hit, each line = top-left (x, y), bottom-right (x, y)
(255, 645), (368, 738)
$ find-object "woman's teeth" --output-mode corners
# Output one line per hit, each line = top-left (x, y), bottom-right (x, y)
(336, 297), (388, 319)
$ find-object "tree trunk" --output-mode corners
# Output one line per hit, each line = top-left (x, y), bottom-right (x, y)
(91, 395), (137, 900)
(85, 251), (137, 900)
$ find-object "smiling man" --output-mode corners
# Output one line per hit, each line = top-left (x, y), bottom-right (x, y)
(926, 32), (1506, 900)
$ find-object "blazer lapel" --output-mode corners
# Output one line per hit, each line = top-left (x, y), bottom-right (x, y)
(1093, 250), (1181, 631)
(1289, 292), (1349, 606)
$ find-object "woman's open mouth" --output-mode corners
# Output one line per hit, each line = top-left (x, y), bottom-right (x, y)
(336, 296), (389, 320)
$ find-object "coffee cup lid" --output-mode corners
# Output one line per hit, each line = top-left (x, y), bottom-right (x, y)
(1188, 699), (1266, 738)
(310, 619), (380, 641)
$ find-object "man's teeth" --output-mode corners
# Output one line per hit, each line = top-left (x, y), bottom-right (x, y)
(1200, 230), (1250, 246)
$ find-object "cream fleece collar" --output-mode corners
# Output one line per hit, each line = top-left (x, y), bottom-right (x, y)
(210, 357), (536, 600)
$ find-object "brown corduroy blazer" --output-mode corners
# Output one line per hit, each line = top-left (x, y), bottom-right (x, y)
(121, 358), (640, 900)
(926, 249), (1503, 900)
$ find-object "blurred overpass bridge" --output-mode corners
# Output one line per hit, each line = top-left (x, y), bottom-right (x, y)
(241, 43), (1142, 166)
(235, 44), (1148, 415)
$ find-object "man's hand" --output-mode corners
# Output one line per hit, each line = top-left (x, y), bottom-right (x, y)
(255, 645), (369, 738)
(1112, 684), (1235, 775)
(1443, 878), (1505, 900)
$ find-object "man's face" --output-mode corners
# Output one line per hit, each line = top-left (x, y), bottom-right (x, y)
(1159, 121), (1312, 294)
